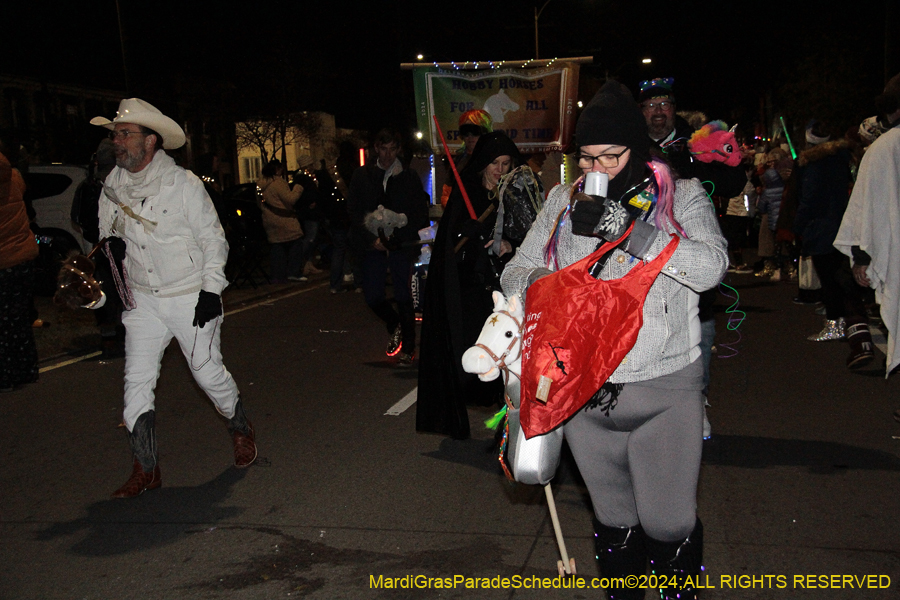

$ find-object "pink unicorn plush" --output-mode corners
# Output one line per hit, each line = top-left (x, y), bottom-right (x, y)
(688, 120), (742, 167)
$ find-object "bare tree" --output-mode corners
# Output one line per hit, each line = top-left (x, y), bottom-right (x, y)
(235, 112), (328, 168)
(235, 117), (302, 167)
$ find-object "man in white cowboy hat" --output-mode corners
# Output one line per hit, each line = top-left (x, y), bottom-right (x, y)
(89, 98), (257, 498)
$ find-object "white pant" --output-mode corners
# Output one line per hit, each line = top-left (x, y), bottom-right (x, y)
(121, 291), (239, 431)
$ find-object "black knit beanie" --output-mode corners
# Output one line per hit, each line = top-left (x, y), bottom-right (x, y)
(575, 81), (651, 160)
(575, 80), (654, 198)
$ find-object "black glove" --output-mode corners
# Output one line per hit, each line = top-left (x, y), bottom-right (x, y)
(104, 237), (126, 263)
(570, 196), (636, 241)
(377, 228), (402, 251)
(193, 290), (222, 328)
(458, 218), (488, 240)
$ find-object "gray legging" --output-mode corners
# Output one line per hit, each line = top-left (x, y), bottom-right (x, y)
(563, 359), (704, 542)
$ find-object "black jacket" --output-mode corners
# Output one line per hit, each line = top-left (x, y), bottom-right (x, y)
(793, 140), (852, 255)
(655, 115), (747, 200)
(347, 163), (430, 256)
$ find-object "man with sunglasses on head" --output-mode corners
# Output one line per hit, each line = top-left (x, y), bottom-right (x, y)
(639, 78), (747, 199)
(638, 79), (746, 441)
(89, 98), (257, 499)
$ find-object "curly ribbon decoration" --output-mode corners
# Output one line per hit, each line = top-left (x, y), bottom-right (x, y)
(716, 282), (746, 358)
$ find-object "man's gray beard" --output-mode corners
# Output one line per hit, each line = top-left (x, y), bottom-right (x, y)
(117, 147), (146, 171)
(648, 124), (673, 141)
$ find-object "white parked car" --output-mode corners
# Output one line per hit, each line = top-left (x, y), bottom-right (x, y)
(22, 164), (92, 295)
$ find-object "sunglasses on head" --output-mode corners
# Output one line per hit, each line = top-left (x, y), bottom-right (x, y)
(639, 77), (675, 92)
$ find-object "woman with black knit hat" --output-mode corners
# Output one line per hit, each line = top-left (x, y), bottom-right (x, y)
(501, 81), (727, 599)
(417, 131), (525, 439)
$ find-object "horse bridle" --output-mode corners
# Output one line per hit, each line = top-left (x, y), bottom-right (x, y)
(474, 309), (523, 407)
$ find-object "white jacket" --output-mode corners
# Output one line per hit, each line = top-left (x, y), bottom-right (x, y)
(99, 151), (229, 298)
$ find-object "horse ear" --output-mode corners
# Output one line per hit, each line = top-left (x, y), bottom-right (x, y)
(507, 293), (524, 317)
(492, 291), (507, 311)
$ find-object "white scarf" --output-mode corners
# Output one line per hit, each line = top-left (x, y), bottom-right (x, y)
(378, 158), (402, 191)
(104, 151), (177, 234)
(122, 150), (173, 201)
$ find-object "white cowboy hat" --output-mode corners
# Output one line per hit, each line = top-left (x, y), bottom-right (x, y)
(90, 98), (186, 150)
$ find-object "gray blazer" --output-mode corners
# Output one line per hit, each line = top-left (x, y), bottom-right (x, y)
(500, 178), (728, 384)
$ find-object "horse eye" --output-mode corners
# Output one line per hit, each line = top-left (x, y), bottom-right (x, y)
(505, 331), (514, 338)
(724, 143), (733, 153)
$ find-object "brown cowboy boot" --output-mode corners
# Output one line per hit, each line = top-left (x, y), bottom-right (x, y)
(112, 411), (161, 498)
(227, 399), (257, 468)
(112, 459), (161, 498)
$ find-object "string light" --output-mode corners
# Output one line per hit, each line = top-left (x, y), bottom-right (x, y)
(716, 282), (746, 359)
(427, 58), (560, 72)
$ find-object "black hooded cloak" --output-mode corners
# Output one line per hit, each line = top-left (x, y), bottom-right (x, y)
(416, 132), (522, 439)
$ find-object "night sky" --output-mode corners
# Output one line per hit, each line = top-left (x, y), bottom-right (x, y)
(5, 0), (896, 136)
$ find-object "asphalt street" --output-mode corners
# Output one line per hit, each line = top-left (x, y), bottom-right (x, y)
(1, 272), (899, 600)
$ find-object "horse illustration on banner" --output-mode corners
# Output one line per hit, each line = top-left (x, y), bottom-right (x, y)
(483, 89), (520, 124)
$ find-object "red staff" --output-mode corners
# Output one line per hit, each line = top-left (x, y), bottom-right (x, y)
(433, 115), (477, 220)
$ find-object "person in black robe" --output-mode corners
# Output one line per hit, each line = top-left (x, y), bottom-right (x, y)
(416, 132), (524, 439)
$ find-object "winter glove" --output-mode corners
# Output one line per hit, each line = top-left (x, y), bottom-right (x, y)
(377, 228), (402, 251)
(458, 218), (488, 240)
(570, 195), (636, 241)
(193, 290), (222, 328)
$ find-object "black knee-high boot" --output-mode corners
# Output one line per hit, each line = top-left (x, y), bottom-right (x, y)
(645, 519), (704, 600)
(593, 517), (647, 600)
(845, 316), (875, 369)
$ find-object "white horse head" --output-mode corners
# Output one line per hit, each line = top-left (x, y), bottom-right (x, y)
(462, 291), (524, 383)
(483, 89), (520, 124)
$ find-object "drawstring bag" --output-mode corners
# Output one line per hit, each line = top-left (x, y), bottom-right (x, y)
(520, 231), (680, 438)
(798, 255), (821, 291)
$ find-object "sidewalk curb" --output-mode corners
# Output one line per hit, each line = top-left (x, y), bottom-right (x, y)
(37, 277), (330, 371)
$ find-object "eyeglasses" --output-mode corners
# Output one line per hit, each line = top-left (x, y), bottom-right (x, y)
(640, 100), (674, 112)
(108, 130), (146, 140)
(576, 148), (629, 169)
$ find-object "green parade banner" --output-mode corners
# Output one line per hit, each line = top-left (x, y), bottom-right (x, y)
(412, 61), (581, 154)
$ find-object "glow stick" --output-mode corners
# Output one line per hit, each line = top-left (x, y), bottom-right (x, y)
(780, 116), (797, 160)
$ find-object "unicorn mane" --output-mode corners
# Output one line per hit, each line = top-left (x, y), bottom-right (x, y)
(688, 120), (729, 145)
